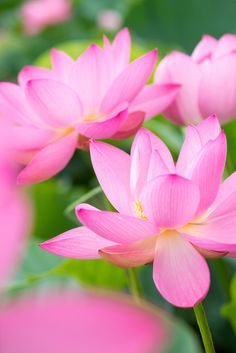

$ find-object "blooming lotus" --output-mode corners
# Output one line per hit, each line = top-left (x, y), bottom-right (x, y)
(155, 33), (236, 124)
(21, 0), (72, 35)
(40, 115), (236, 308)
(0, 29), (178, 185)
(0, 291), (167, 353)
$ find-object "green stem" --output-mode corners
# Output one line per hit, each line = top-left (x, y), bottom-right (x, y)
(127, 268), (143, 303)
(193, 302), (216, 353)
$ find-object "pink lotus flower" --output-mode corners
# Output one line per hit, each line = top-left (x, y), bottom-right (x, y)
(21, 0), (72, 35)
(0, 29), (179, 185)
(155, 34), (236, 124)
(41, 115), (236, 308)
(0, 122), (30, 287)
(0, 291), (168, 353)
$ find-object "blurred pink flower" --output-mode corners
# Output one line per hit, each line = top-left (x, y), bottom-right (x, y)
(21, 0), (71, 35)
(41, 115), (236, 307)
(155, 33), (236, 124)
(0, 291), (168, 353)
(0, 121), (29, 288)
(0, 29), (179, 184)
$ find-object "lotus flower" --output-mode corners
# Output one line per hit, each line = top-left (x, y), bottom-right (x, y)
(21, 0), (72, 35)
(155, 33), (236, 124)
(40, 115), (236, 308)
(0, 121), (29, 287)
(0, 291), (168, 353)
(0, 29), (179, 185)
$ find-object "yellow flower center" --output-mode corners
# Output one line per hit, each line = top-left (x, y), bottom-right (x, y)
(133, 200), (147, 219)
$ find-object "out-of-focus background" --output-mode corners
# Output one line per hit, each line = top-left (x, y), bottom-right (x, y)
(1, 1), (236, 352)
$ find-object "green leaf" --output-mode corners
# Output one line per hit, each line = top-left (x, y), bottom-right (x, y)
(53, 258), (127, 290)
(30, 179), (79, 240)
(221, 274), (236, 333)
(166, 319), (203, 353)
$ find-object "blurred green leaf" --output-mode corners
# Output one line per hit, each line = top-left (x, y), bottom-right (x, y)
(221, 274), (236, 333)
(53, 258), (127, 290)
(223, 119), (236, 174)
(166, 319), (202, 353)
(30, 179), (80, 240)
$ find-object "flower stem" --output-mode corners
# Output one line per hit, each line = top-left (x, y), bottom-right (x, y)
(127, 268), (143, 303)
(193, 302), (216, 353)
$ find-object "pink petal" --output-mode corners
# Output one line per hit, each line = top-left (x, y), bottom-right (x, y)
(76, 106), (128, 139)
(212, 34), (236, 60)
(130, 83), (180, 120)
(155, 51), (202, 124)
(176, 114), (221, 175)
(17, 132), (77, 184)
(40, 226), (115, 259)
(0, 292), (166, 353)
(153, 232), (210, 307)
(76, 204), (158, 243)
(130, 128), (174, 196)
(90, 140), (132, 215)
(111, 27), (131, 75)
(195, 114), (221, 145)
(100, 236), (156, 267)
(0, 193), (29, 285)
(191, 35), (217, 63)
(207, 172), (236, 218)
(0, 82), (39, 125)
(199, 52), (236, 123)
(141, 174), (200, 228)
(50, 48), (74, 82)
(13, 126), (55, 152)
(112, 111), (145, 139)
(101, 49), (157, 113)
(25, 79), (83, 128)
(187, 132), (226, 215)
(69, 44), (110, 114)
(18, 66), (53, 87)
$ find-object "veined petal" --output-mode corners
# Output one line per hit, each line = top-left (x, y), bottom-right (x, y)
(25, 79), (83, 128)
(0, 82), (39, 125)
(40, 226), (115, 259)
(112, 111), (144, 140)
(187, 132), (226, 215)
(90, 140), (132, 215)
(130, 83), (180, 120)
(69, 44), (110, 113)
(153, 232), (210, 307)
(100, 236), (157, 268)
(130, 128), (174, 196)
(141, 174), (200, 228)
(111, 28), (131, 75)
(101, 49), (157, 113)
(18, 66), (53, 87)
(176, 114), (221, 175)
(76, 204), (158, 243)
(207, 172), (236, 218)
(76, 107), (128, 139)
(50, 48), (74, 83)
(17, 132), (77, 184)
